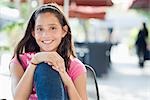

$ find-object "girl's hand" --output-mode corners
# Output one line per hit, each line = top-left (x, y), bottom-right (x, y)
(49, 61), (72, 87)
(31, 52), (71, 86)
(30, 52), (46, 64)
(46, 52), (66, 72)
(30, 52), (64, 67)
(45, 52), (72, 87)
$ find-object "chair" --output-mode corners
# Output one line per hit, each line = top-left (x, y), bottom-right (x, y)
(85, 64), (100, 100)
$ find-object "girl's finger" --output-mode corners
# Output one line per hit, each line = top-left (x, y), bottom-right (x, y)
(44, 61), (48, 63)
(47, 62), (52, 65)
(52, 65), (59, 72)
(58, 67), (65, 73)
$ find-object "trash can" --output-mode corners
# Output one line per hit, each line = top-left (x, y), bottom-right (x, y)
(87, 42), (112, 77)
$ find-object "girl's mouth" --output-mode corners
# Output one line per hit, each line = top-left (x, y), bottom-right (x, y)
(42, 40), (53, 44)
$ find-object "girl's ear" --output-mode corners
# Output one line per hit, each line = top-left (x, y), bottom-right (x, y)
(62, 25), (68, 37)
(32, 31), (35, 37)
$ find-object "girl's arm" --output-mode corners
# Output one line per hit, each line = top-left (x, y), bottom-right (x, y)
(67, 73), (87, 100)
(10, 62), (36, 100)
(57, 70), (87, 100)
(9, 52), (48, 99)
(71, 73), (87, 100)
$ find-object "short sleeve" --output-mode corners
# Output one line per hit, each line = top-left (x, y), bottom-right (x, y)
(10, 52), (35, 70)
(68, 58), (86, 81)
(10, 56), (20, 65)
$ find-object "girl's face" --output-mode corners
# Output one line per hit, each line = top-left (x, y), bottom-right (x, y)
(33, 12), (67, 52)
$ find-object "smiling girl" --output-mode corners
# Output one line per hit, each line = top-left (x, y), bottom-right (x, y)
(10, 3), (87, 100)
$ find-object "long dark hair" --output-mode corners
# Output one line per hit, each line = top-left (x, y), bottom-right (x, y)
(13, 3), (76, 69)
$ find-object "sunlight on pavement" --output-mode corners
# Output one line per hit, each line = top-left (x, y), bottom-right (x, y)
(0, 75), (12, 100)
(98, 43), (150, 100)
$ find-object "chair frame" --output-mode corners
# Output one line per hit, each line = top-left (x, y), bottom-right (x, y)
(85, 64), (100, 100)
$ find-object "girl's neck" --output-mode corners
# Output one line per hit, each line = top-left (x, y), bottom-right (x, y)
(70, 55), (75, 60)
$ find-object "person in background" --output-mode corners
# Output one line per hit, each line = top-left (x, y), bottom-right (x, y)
(135, 22), (149, 68)
(108, 27), (113, 42)
(9, 3), (87, 100)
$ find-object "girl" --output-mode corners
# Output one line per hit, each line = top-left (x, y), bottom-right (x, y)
(10, 3), (87, 100)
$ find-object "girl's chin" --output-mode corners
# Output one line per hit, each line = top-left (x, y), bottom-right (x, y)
(40, 48), (56, 52)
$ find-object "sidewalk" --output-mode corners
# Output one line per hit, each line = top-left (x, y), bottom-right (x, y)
(1, 61), (149, 100)
(98, 61), (150, 100)
(0, 74), (12, 100)
(98, 44), (150, 100)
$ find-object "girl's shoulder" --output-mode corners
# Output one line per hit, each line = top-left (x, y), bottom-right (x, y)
(69, 58), (84, 67)
(68, 58), (86, 81)
(11, 52), (35, 70)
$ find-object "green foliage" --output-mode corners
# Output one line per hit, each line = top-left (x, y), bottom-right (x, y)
(128, 28), (138, 49)
(0, 46), (10, 52)
(0, 0), (28, 52)
(20, 3), (30, 20)
(1, 20), (24, 34)
(0, 0), (15, 8)
(0, 19), (25, 52)
(0, 15), (28, 53)
(135, 9), (150, 22)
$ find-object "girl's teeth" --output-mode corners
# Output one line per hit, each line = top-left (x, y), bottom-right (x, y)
(43, 41), (52, 44)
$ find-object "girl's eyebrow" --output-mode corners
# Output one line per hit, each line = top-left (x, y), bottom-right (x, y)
(48, 24), (57, 26)
(35, 25), (42, 27)
(35, 24), (57, 27)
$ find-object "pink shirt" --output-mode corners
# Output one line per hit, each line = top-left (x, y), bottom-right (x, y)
(11, 52), (86, 100)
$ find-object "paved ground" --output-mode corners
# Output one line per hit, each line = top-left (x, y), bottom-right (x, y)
(0, 61), (149, 100)
(97, 44), (150, 100)
(0, 74), (12, 100)
(98, 61), (150, 100)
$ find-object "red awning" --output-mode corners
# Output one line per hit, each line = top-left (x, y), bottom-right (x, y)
(44, 0), (113, 19)
(44, 0), (113, 6)
(69, 5), (106, 19)
(11, 0), (113, 6)
(10, 0), (113, 19)
(130, 0), (150, 10)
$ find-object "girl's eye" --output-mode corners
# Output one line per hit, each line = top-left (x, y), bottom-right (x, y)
(36, 28), (43, 31)
(50, 27), (56, 30)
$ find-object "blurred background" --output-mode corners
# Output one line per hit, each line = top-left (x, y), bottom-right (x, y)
(0, 0), (150, 100)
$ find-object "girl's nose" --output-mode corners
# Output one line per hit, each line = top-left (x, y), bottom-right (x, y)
(42, 30), (50, 37)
